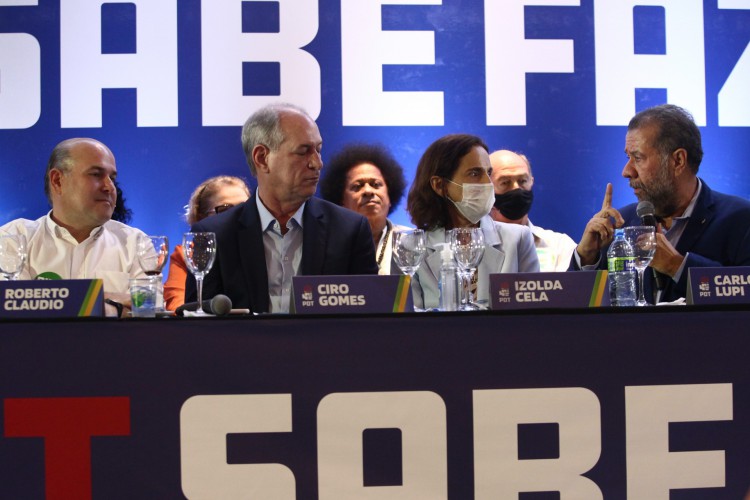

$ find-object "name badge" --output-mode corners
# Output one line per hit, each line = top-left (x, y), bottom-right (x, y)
(687, 266), (750, 305)
(291, 275), (413, 314)
(0, 279), (104, 318)
(489, 271), (608, 309)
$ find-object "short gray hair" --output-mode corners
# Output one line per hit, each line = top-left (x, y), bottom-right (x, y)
(43, 139), (77, 205)
(240, 103), (311, 176)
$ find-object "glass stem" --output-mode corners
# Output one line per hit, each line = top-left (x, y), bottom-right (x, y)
(638, 268), (646, 304)
(196, 276), (204, 313)
(460, 270), (470, 309)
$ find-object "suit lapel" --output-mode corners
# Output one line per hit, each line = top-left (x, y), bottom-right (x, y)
(423, 228), (445, 283)
(480, 217), (505, 274)
(675, 182), (714, 257)
(301, 198), (327, 275)
(238, 195), (270, 312)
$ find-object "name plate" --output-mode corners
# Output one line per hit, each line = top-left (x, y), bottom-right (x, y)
(291, 275), (413, 314)
(489, 271), (609, 310)
(0, 279), (104, 319)
(687, 266), (750, 305)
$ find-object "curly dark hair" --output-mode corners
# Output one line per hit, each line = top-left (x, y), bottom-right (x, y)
(407, 134), (489, 231)
(628, 104), (703, 174)
(111, 180), (133, 224)
(319, 143), (406, 215)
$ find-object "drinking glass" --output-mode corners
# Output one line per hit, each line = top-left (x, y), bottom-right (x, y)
(623, 225), (656, 307)
(137, 235), (169, 276)
(182, 232), (217, 316)
(137, 235), (170, 310)
(392, 229), (426, 277)
(0, 234), (28, 280)
(449, 227), (485, 310)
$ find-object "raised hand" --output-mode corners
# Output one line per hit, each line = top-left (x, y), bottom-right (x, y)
(576, 183), (625, 266)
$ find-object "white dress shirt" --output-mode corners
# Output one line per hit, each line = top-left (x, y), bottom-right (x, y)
(0, 213), (148, 295)
(528, 220), (577, 273)
(256, 196), (304, 313)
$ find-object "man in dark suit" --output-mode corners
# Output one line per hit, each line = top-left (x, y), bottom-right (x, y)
(571, 104), (750, 303)
(186, 103), (378, 313)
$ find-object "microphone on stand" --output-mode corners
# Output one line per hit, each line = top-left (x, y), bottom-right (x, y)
(176, 294), (234, 316)
(636, 201), (666, 291)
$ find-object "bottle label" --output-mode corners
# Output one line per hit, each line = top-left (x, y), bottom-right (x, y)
(608, 256), (634, 273)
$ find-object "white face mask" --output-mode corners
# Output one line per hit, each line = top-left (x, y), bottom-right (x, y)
(445, 179), (495, 224)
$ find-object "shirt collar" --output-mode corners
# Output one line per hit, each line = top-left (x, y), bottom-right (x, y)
(45, 211), (105, 241)
(256, 195), (305, 232)
(674, 178), (702, 221)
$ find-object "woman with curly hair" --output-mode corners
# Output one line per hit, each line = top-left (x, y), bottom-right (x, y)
(320, 143), (408, 274)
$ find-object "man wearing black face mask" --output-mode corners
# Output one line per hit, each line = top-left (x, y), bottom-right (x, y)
(489, 150), (576, 272)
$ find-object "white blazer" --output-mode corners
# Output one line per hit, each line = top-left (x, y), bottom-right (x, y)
(411, 215), (540, 310)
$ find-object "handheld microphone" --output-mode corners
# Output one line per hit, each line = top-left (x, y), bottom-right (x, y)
(176, 294), (233, 316)
(636, 200), (666, 291)
(636, 200), (658, 227)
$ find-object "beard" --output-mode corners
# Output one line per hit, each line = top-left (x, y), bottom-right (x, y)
(630, 156), (678, 217)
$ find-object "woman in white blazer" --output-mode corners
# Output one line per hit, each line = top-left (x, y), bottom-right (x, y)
(406, 134), (539, 310)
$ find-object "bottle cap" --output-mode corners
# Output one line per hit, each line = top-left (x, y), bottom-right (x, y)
(434, 243), (454, 265)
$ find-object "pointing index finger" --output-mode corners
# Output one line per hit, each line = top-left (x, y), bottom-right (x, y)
(601, 183), (613, 211)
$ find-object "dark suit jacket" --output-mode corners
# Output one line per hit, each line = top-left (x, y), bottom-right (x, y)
(572, 180), (750, 303)
(185, 195), (379, 312)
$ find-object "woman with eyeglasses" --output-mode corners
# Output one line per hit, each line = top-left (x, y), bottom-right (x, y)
(164, 175), (251, 311)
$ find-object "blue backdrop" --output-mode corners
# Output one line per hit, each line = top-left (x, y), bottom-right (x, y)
(1, 0), (749, 252)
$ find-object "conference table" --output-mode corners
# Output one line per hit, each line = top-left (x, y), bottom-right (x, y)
(1, 305), (749, 499)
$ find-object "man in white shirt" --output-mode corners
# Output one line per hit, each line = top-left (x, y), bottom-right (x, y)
(489, 150), (576, 272)
(0, 138), (148, 315)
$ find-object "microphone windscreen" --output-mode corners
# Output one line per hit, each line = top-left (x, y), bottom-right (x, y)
(636, 200), (655, 218)
(210, 294), (232, 316)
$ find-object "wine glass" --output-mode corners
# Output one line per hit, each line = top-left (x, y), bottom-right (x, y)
(392, 229), (426, 278)
(0, 234), (28, 280)
(137, 235), (169, 276)
(449, 227), (485, 310)
(623, 225), (656, 307)
(137, 235), (169, 310)
(182, 232), (217, 316)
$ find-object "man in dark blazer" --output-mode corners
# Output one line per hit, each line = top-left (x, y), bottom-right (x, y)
(186, 103), (378, 313)
(571, 104), (750, 303)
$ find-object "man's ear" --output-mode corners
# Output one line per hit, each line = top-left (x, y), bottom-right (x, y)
(48, 168), (64, 196)
(252, 145), (271, 174)
(671, 148), (689, 176)
(430, 176), (445, 196)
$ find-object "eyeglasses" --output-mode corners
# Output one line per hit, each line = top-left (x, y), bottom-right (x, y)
(212, 203), (234, 215)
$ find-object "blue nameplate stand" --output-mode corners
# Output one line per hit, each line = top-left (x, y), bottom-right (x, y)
(489, 271), (609, 310)
(686, 266), (750, 305)
(291, 275), (413, 314)
(0, 279), (104, 319)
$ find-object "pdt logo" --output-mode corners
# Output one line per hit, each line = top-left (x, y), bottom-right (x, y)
(301, 285), (314, 307)
(497, 282), (511, 303)
(699, 277), (711, 297)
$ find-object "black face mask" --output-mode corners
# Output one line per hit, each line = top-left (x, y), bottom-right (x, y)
(493, 189), (534, 220)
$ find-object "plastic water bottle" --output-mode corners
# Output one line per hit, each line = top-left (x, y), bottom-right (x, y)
(436, 243), (459, 311)
(607, 229), (636, 306)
